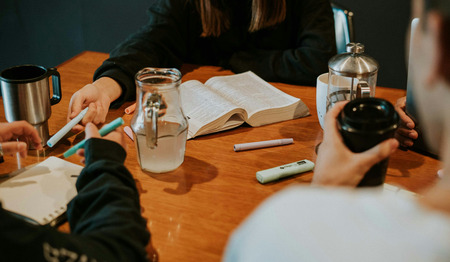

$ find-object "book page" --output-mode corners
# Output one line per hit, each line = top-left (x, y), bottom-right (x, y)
(180, 80), (246, 139)
(205, 71), (301, 118)
(0, 157), (81, 225)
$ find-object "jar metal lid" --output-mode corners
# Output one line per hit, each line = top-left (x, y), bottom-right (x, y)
(328, 43), (379, 78)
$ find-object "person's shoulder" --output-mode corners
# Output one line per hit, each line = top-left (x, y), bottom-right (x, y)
(149, 0), (196, 14)
(227, 186), (450, 262)
(154, 0), (195, 7)
(250, 185), (419, 220)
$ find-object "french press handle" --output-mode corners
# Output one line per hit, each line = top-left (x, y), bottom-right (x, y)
(356, 81), (371, 99)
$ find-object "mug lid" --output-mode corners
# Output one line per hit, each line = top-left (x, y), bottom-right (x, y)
(338, 98), (399, 134)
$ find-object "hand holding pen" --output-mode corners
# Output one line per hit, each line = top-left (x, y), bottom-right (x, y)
(75, 121), (127, 164)
(67, 102), (109, 133)
(63, 117), (125, 158)
(67, 77), (122, 133)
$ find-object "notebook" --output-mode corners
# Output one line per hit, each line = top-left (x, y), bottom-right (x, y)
(383, 183), (419, 199)
(0, 156), (82, 226)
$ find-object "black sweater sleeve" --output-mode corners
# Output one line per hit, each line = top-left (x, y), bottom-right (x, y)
(94, 0), (336, 106)
(94, 0), (190, 108)
(0, 139), (150, 262)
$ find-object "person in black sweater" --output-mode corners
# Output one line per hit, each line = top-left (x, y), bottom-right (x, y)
(67, 0), (336, 132)
(0, 122), (150, 261)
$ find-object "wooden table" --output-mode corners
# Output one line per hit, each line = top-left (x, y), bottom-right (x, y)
(0, 51), (441, 262)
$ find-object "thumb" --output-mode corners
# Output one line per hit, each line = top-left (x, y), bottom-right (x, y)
(84, 122), (100, 140)
(1, 141), (29, 158)
(68, 93), (86, 120)
(356, 138), (399, 168)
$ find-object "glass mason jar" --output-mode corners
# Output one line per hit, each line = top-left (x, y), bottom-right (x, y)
(131, 68), (188, 173)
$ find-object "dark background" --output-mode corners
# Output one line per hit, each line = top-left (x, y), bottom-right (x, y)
(0, 0), (411, 89)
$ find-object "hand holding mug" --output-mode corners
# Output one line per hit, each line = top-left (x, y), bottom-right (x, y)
(312, 101), (399, 187)
(0, 121), (43, 159)
(394, 96), (418, 147)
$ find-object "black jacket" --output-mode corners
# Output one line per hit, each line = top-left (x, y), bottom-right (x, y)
(0, 138), (150, 261)
(94, 0), (336, 107)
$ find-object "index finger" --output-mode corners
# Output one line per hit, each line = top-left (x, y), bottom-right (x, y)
(71, 103), (98, 133)
(68, 96), (84, 121)
(394, 97), (415, 129)
(397, 106), (415, 129)
(1, 141), (29, 158)
(323, 101), (348, 137)
(1, 121), (42, 149)
(84, 122), (100, 140)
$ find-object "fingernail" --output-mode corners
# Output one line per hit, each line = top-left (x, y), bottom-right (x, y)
(407, 123), (414, 129)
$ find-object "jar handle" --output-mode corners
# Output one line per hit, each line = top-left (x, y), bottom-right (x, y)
(144, 93), (162, 149)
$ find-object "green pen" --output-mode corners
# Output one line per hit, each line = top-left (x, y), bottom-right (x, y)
(256, 159), (315, 184)
(63, 117), (125, 158)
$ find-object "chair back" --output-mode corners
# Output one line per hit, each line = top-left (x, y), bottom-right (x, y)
(331, 2), (355, 53)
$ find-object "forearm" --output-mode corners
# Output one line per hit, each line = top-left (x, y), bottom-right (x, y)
(67, 138), (150, 261)
(0, 139), (149, 262)
(228, 47), (333, 86)
(0, 139), (150, 261)
(91, 77), (123, 107)
(94, 0), (190, 106)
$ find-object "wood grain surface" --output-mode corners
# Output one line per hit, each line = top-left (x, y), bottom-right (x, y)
(0, 51), (441, 262)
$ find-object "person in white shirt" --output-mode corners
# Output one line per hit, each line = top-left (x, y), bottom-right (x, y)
(224, 0), (450, 261)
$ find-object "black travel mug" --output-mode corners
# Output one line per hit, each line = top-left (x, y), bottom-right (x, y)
(337, 98), (399, 187)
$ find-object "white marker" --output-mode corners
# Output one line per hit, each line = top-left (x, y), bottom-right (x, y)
(256, 159), (315, 184)
(234, 138), (294, 152)
(47, 107), (89, 147)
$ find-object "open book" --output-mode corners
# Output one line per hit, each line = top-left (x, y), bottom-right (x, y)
(180, 71), (310, 139)
(0, 157), (81, 226)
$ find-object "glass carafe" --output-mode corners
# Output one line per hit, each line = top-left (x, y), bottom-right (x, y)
(131, 68), (188, 173)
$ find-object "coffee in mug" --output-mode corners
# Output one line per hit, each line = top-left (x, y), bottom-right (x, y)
(337, 98), (399, 187)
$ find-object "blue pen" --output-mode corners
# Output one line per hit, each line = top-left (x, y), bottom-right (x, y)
(63, 117), (125, 158)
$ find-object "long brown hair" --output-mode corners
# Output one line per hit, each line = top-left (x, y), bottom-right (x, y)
(196, 0), (287, 37)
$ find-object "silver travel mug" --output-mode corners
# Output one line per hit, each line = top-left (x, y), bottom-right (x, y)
(0, 64), (61, 148)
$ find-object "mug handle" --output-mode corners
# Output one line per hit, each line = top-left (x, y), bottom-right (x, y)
(48, 67), (62, 105)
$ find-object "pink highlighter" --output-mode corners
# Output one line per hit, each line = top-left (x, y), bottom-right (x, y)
(124, 126), (134, 141)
